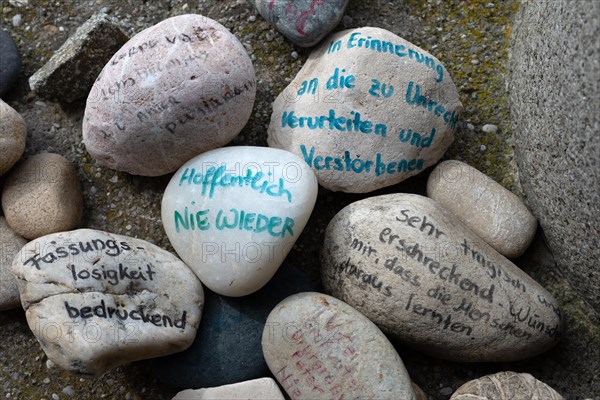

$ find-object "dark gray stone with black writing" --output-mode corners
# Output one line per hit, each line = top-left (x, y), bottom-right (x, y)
(450, 371), (564, 400)
(321, 194), (563, 362)
(11, 229), (204, 377)
(262, 292), (416, 399)
(255, 0), (349, 47)
(0, 29), (21, 97)
(509, 0), (600, 312)
(83, 14), (256, 176)
(28, 13), (129, 103)
(268, 27), (462, 193)
(0, 217), (26, 311)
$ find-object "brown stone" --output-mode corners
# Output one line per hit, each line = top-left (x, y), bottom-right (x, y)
(2, 153), (83, 239)
(0, 99), (26, 176)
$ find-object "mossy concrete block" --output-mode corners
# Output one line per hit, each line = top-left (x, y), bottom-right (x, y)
(509, 0), (600, 312)
(28, 12), (128, 103)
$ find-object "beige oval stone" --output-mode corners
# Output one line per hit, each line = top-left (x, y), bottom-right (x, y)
(0, 217), (26, 310)
(11, 229), (204, 377)
(268, 27), (462, 193)
(427, 160), (537, 258)
(450, 371), (564, 399)
(83, 14), (256, 176)
(0, 99), (27, 176)
(1, 153), (83, 239)
(321, 194), (562, 362)
(262, 292), (416, 400)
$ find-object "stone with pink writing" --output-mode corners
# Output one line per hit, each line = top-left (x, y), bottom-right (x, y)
(268, 27), (462, 192)
(320, 194), (563, 361)
(450, 371), (564, 399)
(427, 160), (537, 258)
(83, 14), (256, 176)
(161, 146), (318, 297)
(172, 378), (285, 400)
(11, 229), (204, 377)
(262, 292), (416, 399)
(255, 0), (349, 47)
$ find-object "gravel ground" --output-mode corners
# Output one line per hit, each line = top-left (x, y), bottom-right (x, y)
(1, 0), (598, 399)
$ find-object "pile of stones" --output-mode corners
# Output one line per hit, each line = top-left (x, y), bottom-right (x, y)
(1, 1), (568, 399)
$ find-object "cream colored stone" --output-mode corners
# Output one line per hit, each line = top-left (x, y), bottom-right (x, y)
(0, 217), (26, 310)
(0, 99), (26, 176)
(427, 160), (537, 258)
(263, 292), (416, 400)
(268, 27), (462, 192)
(1, 153), (83, 239)
(450, 371), (564, 399)
(12, 229), (204, 377)
(83, 14), (256, 176)
(172, 378), (284, 400)
(321, 194), (562, 362)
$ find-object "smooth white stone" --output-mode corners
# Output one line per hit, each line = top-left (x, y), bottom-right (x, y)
(172, 378), (285, 400)
(162, 146), (318, 297)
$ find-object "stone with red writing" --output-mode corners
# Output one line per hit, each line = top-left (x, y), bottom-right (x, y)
(427, 160), (537, 258)
(161, 146), (318, 297)
(262, 292), (417, 399)
(321, 193), (563, 362)
(268, 27), (462, 193)
(172, 378), (285, 400)
(1, 153), (83, 239)
(255, 0), (349, 47)
(83, 14), (256, 176)
(450, 371), (564, 399)
(11, 229), (204, 377)
(0, 99), (27, 176)
(0, 217), (26, 311)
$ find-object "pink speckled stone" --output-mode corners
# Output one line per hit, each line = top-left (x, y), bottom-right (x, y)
(83, 14), (256, 176)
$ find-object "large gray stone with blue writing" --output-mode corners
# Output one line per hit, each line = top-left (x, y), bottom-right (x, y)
(268, 27), (462, 193)
(255, 0), (349, 47)
(262, 292), (416, 399)
(320, 194), (563, 361)
(11, 229), (204, 377)
(161, 146), (318, 297)
(83, 14), (256, 176)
